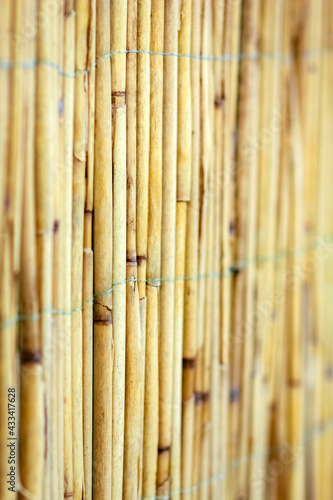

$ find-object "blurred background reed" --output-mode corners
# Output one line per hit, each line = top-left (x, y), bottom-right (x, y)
(0, 1), (332, 499)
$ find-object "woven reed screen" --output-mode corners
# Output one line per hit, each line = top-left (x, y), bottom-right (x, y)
(0, 1), (332, 499)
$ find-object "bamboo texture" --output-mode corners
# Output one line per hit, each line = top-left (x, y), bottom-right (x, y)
(0, 1), (332, 500)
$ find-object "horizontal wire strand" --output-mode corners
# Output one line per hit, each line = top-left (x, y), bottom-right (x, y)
(1, 235), (332, 328)
(0, 47), (331, 78)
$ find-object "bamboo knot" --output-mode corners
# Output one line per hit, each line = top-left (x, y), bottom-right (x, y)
(112, 91), (126, 108)
(183, 357), (195, 369)
(21, 350), (42, 365)
(158, 445), (171, 454)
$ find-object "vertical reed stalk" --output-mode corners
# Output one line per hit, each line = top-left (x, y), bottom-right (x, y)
(249, 2), (284, 498)
(210, 2), (224, 498)
(0, 0), (11, 281)
(285, 67), (305, 500)
(93, 1), (113, 497)
(61, 2), (75, 497)
(181, 0), (200, 497)
(123, 1), (139, 499)
(84, 0), (96, 250)
(35, 0), (57, 494)
(110, 2), (127, 498)
(172, 201), (187, 499)
(18, 2), (43, 496)
(171, 0), (191, 496)
(157, 0), (178, 495)
(136, 0), (151, 299)
(0, 238), (16, 500)
(82, 6), (95, 498)
(82, 249), (93, 500)
(72, 2), (89, 498)
(123, 262), (144, 499)
(51, 3), (63, 497)
(200, 3), (214, 499)
(142, 1), (164, 497)
(224, 2), (242, 497)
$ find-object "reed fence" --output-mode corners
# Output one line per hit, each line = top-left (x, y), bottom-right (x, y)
(0, 1), (332, 499)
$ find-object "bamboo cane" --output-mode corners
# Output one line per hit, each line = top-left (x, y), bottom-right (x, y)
(126, 0), (137, 266)
(142, 0), (164, 497)
(136, 2), (150, 493)
(171, 201), (187, 499)
(0, 0), (11, 285)
(225, 2), (243, 498)
(180, 0), (200, 497)
(35, 0), (57, 494)
(313, 4), (331, 499)
(191, 5), (209, 494)
(0, 237), (16, 500)
(93, 1), (113, 497)
(110, 2), (127, 498)
(266, 8), (292, 499)
(157, 0), (178, 495)
(82, 6), (95, 497)
(123, 1), (139, 498)
(233, 2), (260, 499)
(82, 249), (93, 500)
(199, 3), (215, 499)
(171, 1), (192, 496)
(72, 2), (89, 498)
(136, 0), (151, 299)
(53, 3), (65, 498)
(84, 0), (96, 251)
(61, 3), (75, 497)
(248, 2), (284, 499)
(285, 66), (305, 500)
(18, 4), (43, 497)
(210, 3), (224, 499)
(319, 6), (333, 499)
(138, 296), (146, 498)
(123, 261), (144, 500)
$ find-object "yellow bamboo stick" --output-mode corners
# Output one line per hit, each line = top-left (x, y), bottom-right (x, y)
(157, 0), (178, 495)
(110, 2), (127, 498)
(35, 0), (57, 494)
(18, 1), (43, 496)
(84, 0), (96, 250)
(180, 0), (200, 497)
(142, 0), (164, 497)
(136, 0), (151, 299)
(224, 2), (242, 498)
(0, 0), (11, 282)
(61, 3), (75, 497)
(93, 1), (113, 497)
(171, 201), (187, 500)
(72, 2), (89, 497)
(82, 248), (93, 500)
(123, 262), (144, 499)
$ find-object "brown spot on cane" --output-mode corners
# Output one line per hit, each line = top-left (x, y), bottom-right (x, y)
(158, 445), (171, 454)
(195, 391), (210, 405)
(288, 379), (301, 388)
(183, 357), (195, 369)
(53, 219), (60, 233)
(137, 254), (147, 262)
(21, 350), (42, 364)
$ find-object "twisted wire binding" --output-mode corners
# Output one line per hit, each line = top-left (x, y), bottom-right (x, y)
(140, 418), (333, 500)
(0, 47), (331, 78)
(1, 235), (332, 328)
